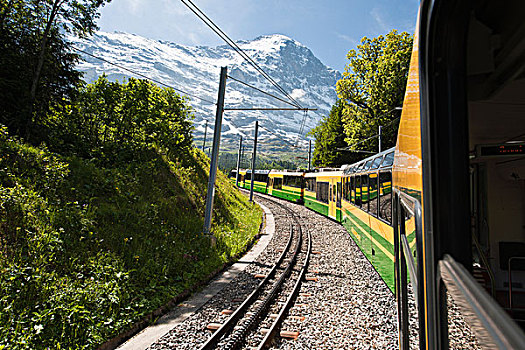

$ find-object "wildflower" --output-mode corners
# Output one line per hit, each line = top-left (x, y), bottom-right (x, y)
(34, 324), (44, 334)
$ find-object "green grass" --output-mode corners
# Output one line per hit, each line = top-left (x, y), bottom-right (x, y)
(0, 127), (262, 349)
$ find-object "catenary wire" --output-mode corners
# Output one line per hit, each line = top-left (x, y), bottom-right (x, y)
(227, 75), (304, 109)
(72, 46), (217, 105)
(180, 0), (303, 109)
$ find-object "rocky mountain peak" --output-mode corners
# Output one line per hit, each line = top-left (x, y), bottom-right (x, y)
(70, 31), (341, 150)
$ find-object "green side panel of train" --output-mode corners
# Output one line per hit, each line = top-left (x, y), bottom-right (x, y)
(271, 188), (302, 203)
(304, 195), (329, 216)
(304, 195), (343, 222)
(242, 180), (268, 194)
(342, 209), (395, 293)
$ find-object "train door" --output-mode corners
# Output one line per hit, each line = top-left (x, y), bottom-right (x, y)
(268, 177), (273, 195)
(336, 181), (342, 221)
(328, 178), (336, 219)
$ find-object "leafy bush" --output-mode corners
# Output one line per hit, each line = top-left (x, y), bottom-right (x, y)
(0, 123), (262, 349)
(47, 76), (194, 163)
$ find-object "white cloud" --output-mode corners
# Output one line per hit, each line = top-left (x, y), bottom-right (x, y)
(370, 6), (389, 32)
(335, 32), (358, 46)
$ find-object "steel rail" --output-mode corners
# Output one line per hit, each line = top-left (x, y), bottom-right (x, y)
(199, 198), (296, 350)
(258, 223), (312, 349)
(225, 219), (302, 349)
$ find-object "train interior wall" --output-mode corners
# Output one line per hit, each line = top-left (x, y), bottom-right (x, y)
(467, 1), (525, 312)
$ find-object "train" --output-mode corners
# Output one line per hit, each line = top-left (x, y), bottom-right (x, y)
(231, 147), (398, 291)
(230, 0), (525, 348)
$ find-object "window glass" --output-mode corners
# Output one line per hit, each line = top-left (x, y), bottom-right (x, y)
(350, 176), (355, 203)
(316, 182), (329, 204)
(254, 173), (266, 182)
(364, 160), (373, 171)
(305, 178), (316, 191)
(361, 174), (369, 210)
(337, 182), (342, 207)
(382, 152), (395, 167)
(274, 177), (282, 190)
(355, 176), (362, 206)
(371, 157), (383, 169)
(379, 172), (392, 223)
(368, 173), (378, 216)
(284, 175), (302, 188)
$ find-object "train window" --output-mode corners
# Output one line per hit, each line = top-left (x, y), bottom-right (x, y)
(368, 173), (378, 217)
(361, 175), (369, 210)
(305, 178), (316, 192)
(316, 182), (329, 204)
(379, 172), (392, 223)
(337, 182), (342, 208)
(350, 176), (355, 203)
(381, 152), (394, 168)
(355, 176), (361, 206)
(273, 177), (282, 190)
(245, 172), (251, 180)
(349, 177), (353, 203)
(364, 160), (373, 170)
(345, 178), (350, 201)
(253, 173), (263, 182)
(284, 175), (302, 188)
(371, 157), (383, 169)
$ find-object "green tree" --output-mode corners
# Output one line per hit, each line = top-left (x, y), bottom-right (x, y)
(309, 100), (360, 168)
(48, 76), (194, 162)
(336, 30), (413, 152)
(0, 0), (110, 140)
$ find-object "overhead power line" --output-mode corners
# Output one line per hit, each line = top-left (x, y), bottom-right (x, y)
(72, 46), (217, 105)
(227, 75), (303, 109)
(180, 0), (303, 109)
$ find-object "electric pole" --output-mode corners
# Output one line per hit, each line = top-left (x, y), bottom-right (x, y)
(235, 136), (242, 187)
(202, 120), (208, 151)
(249, 121), (259, 202)
(203, 67), (227, 239)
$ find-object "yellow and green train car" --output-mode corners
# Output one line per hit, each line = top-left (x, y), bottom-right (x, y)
(340, 149), (397, 292)
(267, 171), (304, 204)
(230, 169), (270, 194)
(304, 170), (344, 222)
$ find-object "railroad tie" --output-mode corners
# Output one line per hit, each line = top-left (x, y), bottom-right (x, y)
(280, 330), (300, 340)
(206, 323), (222, 331)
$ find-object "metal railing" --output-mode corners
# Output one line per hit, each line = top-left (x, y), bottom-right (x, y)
(508, 256), (525, 312)
(439, 254), (525, 349)
(471, 231), (496, 297)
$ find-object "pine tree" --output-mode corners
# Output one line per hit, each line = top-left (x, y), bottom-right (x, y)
(309, 100), (360, 168)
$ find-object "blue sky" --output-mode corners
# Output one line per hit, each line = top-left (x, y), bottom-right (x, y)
(98, 0), (419, 72)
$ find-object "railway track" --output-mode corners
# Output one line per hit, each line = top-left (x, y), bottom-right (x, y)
(199, 194), (311, 350)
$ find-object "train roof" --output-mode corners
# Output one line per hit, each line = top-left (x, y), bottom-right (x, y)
(343, 147), (396, 174)
(305, 170), (344, 178)
(245, 169), (270, 174)
(269, 170), (304, 176)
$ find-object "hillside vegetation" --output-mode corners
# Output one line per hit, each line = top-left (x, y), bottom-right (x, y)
(0, 3), (262, 348)
(0, 77), (262, 349)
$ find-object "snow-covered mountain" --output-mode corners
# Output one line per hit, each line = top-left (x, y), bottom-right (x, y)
(71, 31), (341, 150)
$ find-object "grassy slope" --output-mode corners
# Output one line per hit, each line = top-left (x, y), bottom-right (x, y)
(0, 128), (261, 349)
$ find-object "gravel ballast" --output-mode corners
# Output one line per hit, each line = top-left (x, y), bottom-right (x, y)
(143, 194), (481, 349)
